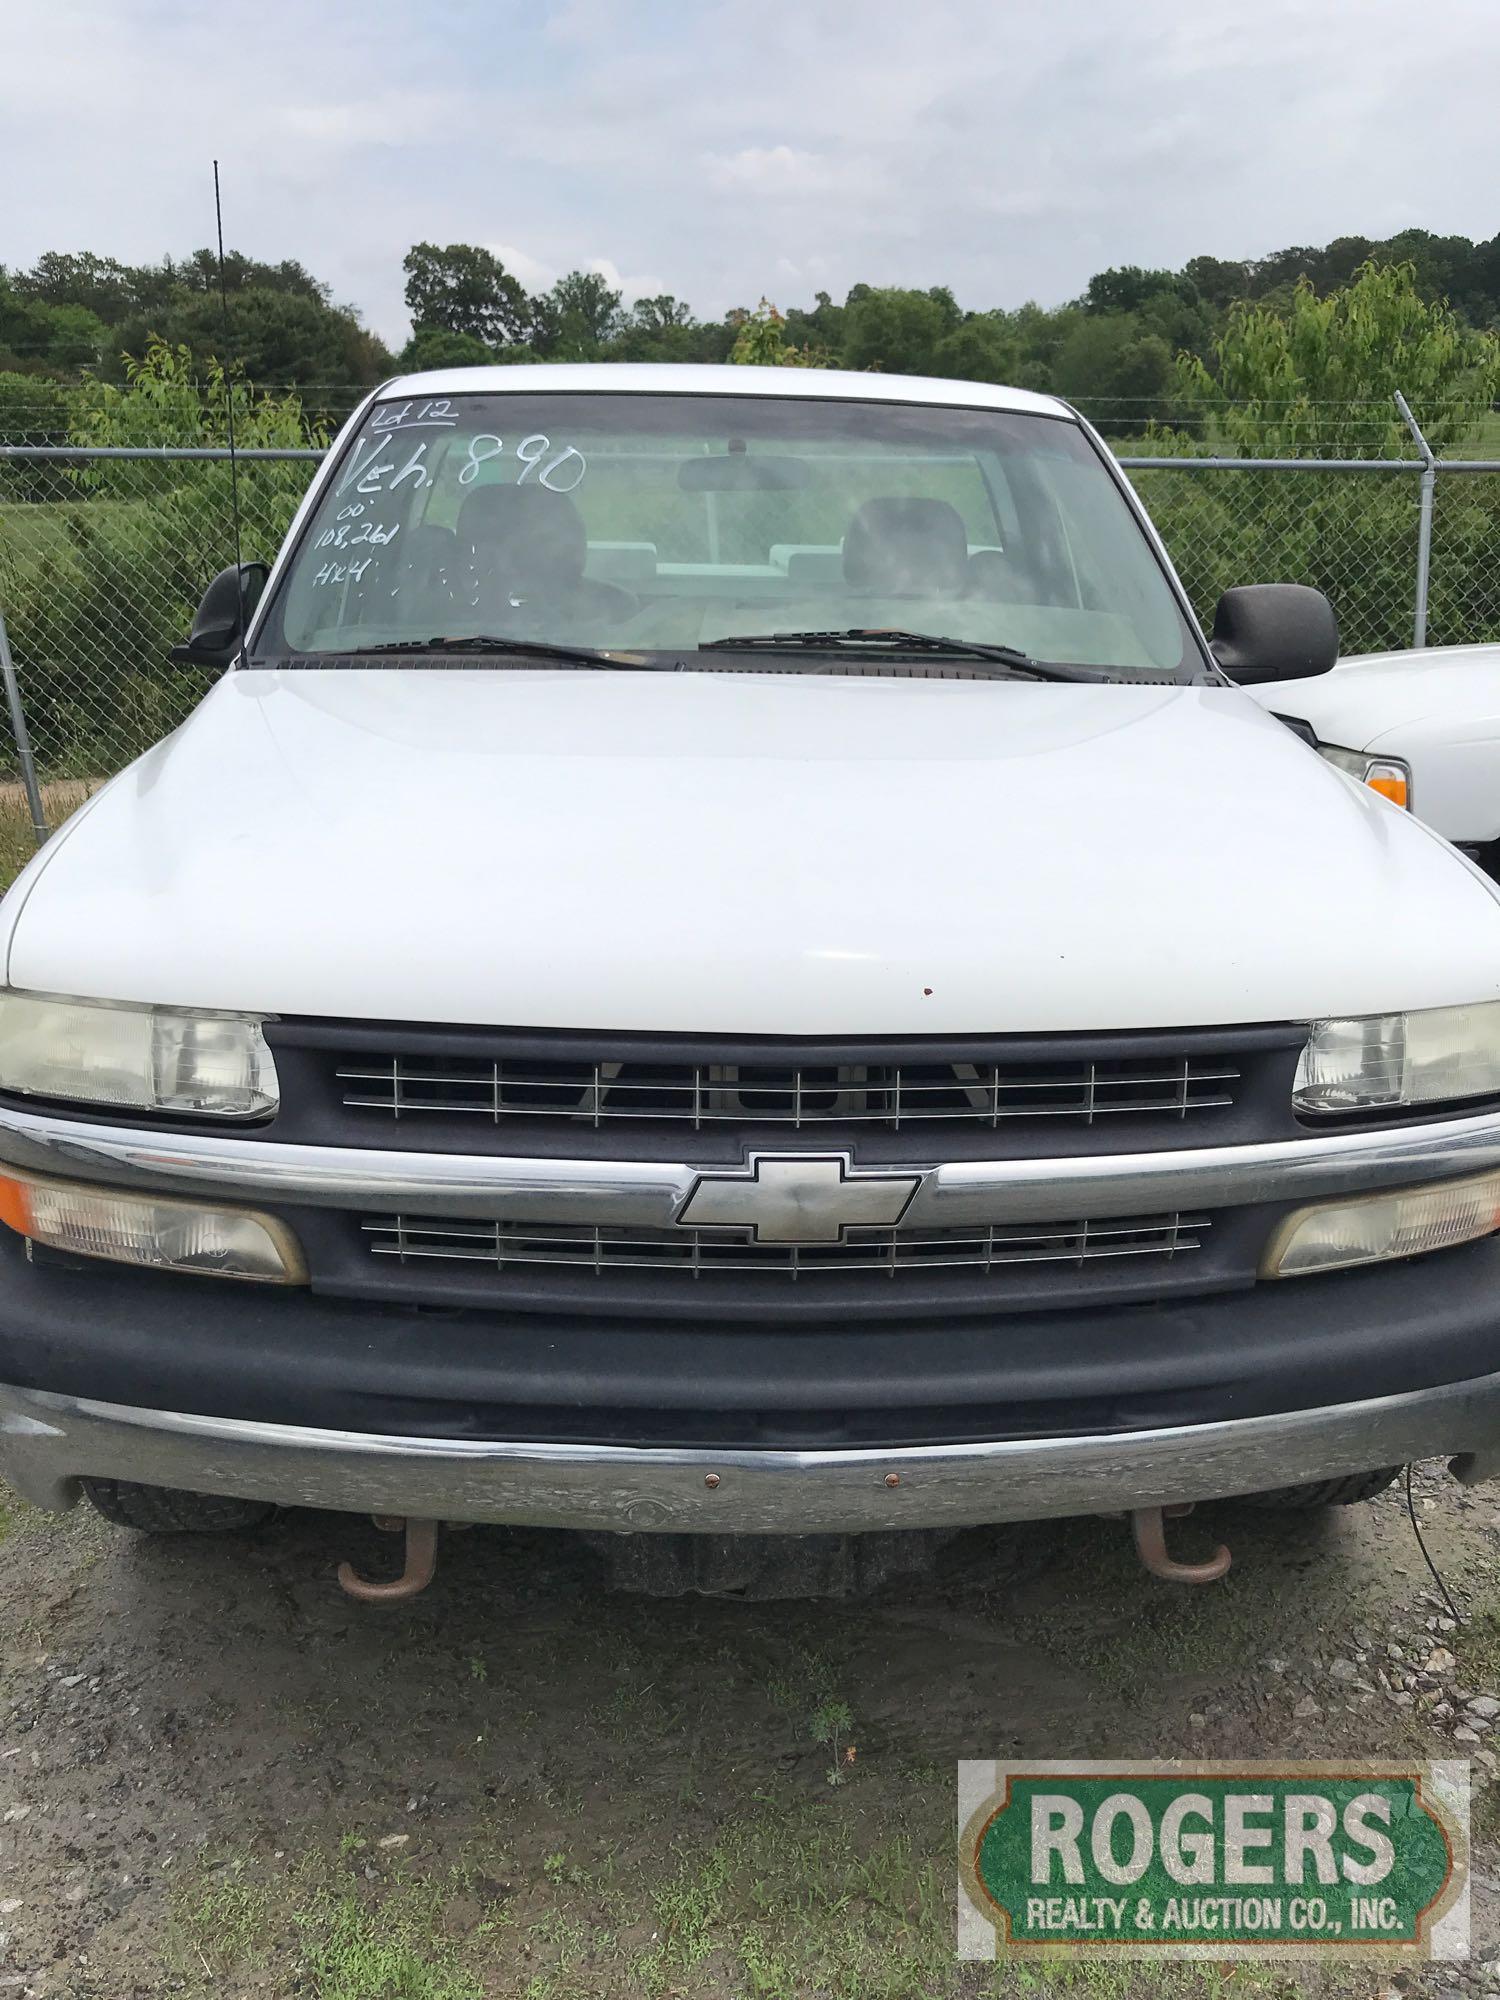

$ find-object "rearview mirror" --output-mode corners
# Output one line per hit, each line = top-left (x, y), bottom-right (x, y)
(1209, 584), (1338, 684)
(169, 562), (270, 668)
(677, 454), (810, 492)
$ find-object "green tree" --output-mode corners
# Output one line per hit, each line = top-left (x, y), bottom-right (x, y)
(1172, 259), (1500, 455)
(1052, 317), (1175, 424)
(784, 290), (847, 354)
(726, 300), (826, 367)
(0, 372), (74, 498)
(401, 243), (531, 346)
(396, 326), (495, 372)
(0, 273), (105, 373)
(628, 295), (694, 335)
(109, 287), (386, 391)
(10, 251), (139, 322)
(531, 270), (624, 357)
(1182, 255), (1251, 309)
(928, 314), (1021, 383)
(1141, 262), (1500, 658)
(1082, 267), (1194, 316)
(71, 336), (322, 486)
(841, 286), (961, 374)
(164, 249), (331, 305)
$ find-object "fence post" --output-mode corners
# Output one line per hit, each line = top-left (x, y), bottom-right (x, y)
(0, 607), (46, 847)
(1394, 392), (1435, 649)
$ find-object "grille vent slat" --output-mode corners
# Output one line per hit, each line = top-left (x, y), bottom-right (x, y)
(336, 1054), (1240, 1131)
(362, 1212), (1209, 1281)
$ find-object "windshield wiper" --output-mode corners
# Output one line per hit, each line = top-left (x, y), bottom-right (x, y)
(697, 628), (1110, 682)
(338, 635), (645, 669)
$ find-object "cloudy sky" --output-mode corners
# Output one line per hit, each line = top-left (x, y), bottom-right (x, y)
(6, 0), (1500, 345)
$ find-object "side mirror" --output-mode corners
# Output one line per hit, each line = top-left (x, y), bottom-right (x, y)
(169, 562), (270, 668)
(1209, 584), (1339, 684)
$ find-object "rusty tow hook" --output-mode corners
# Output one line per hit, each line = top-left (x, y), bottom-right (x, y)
(338, 1516), (440, 1602)
(1130, 1503), (1231, 1585)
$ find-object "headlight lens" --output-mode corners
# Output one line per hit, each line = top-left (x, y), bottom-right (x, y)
(0, 993), (278, 1119)
(1263, 1167), (1500, 1277)
(1318, 742), (1410, 810)
(1294, 1002), (1500, 1115)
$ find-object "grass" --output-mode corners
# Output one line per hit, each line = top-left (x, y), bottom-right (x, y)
(298, 1882), (482, 2000)
(0, 794), (43, 890)
(173, 1849), (484, 2000)
(0, 780), (105, 892)
(167, 1787), (1343, 2000)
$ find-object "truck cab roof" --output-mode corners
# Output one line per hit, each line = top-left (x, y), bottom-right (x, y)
(374, 359), (1074, 421)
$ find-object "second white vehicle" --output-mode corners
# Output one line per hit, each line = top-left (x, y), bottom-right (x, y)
(1254, 641), (1500, 871)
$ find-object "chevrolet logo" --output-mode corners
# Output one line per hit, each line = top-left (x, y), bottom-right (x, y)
(677, 1153), (924, 1244)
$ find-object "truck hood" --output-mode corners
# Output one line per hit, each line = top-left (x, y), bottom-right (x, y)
(1252, 644), (1500, 754)
(8, 666), (1500, 1034)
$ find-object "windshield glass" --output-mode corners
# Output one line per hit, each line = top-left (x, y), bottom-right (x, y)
(256, 390), (1204, 679)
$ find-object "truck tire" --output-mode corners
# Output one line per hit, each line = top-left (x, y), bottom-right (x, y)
(1238, 1467), (1401, 1511)
(80, 1477), (275, 1534)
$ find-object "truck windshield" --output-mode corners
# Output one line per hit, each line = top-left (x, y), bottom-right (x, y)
(255, 391), (1205, 680)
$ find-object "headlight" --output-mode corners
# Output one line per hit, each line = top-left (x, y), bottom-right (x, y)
(1318, 742), (1410, 810)
(1263, 1167), (1500, 1277)
(0, 993), (278, 1119)
(1295, 1001), (1500, 1114)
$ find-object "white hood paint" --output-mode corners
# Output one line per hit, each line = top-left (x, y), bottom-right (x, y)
(8, 667), (1500, 1034)
(1254, 645), (1500, 755)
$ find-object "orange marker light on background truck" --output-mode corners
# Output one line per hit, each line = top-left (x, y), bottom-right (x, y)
(1365, 761), (1410, 810)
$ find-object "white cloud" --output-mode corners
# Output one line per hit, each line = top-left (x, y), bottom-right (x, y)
(484, 243), (559, 296)
(706, 145), (830, 193)
(587, 258), (666, 307)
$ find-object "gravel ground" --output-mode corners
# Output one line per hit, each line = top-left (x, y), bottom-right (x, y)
(1, 1463), (1498, 1997)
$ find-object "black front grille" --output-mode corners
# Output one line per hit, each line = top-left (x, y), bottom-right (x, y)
(337, 1051), (1238, 1130)
(262, 1019), (1307, 1165)
(364, 1209), (1209, 1281)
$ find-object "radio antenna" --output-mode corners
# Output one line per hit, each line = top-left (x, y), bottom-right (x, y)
(213, 160), (247, 659)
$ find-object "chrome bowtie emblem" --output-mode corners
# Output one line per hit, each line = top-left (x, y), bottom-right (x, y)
(677, 1153), (923, 1244)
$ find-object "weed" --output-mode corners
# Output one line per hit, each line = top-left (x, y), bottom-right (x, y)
(808, 1697), (855, 1786)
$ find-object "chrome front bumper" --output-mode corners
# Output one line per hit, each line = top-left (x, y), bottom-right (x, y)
(4, 1371), (1500, 1533)
(5, 1099), (1500, 1533)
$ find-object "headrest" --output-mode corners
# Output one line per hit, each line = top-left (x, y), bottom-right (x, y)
(967, 546), (1043, 604)
(457, 483), (587, 595)
(842, 497), (970, 595)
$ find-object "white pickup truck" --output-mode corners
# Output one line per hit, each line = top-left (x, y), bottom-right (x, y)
(1254, 643), (1500, 875)
(2, 362), (1500, 1599)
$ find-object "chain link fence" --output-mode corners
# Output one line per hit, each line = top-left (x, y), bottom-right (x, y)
(3, 430), (1500, 838)
(0, 446), (318, 784)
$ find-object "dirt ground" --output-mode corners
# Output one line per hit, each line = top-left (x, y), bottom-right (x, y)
(1, 1465), (1498, 1999)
